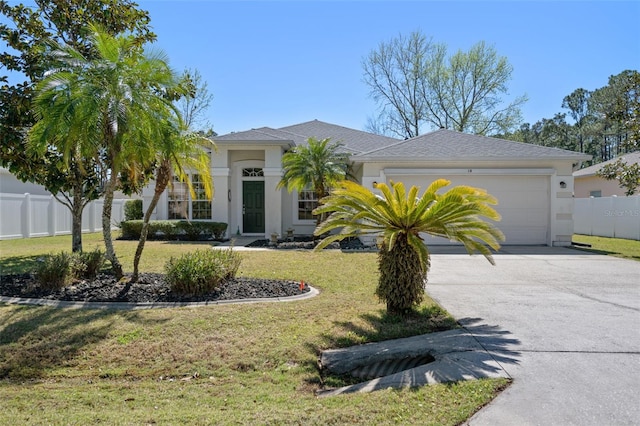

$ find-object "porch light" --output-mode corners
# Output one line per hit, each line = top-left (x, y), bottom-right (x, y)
(559, 181), (567, 189)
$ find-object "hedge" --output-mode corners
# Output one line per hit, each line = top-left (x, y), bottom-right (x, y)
(120, 220), (228, 241)
(124, 199), (143, 221)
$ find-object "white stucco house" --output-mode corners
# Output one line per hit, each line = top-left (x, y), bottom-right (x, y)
(573, 151), (639, 198)
(0, 167), (52, 195)
(144, 119), (591, 246)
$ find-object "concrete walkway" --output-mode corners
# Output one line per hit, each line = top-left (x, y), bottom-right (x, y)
(426, 246), (640, 425)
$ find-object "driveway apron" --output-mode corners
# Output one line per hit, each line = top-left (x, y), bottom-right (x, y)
(426, 246), (640, 426)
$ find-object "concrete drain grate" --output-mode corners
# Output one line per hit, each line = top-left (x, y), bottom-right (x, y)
(348, 354), (436, 380)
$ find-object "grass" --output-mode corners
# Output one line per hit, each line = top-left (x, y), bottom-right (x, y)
(572, 234), (640, 261)
(0, 232), (508, 425)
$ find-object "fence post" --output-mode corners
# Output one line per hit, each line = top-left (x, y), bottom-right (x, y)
(22, 193), (31, 238)
(48, 195), (57, 236)
(89, 200), (96, 232)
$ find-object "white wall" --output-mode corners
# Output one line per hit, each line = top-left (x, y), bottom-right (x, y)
(0, 193), (127, 240)
(574, 175), (629, 198)
(0, 168), (51, 195)
(574, 196), (640, 240)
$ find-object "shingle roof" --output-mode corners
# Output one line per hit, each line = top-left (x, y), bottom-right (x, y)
(214, 122), (591, 163)
(278, 120), (400, 154)
(573, 151), (640, 177)
(213, 127), (296, 143)
(214, 119), (400, 155)
(356, 129), (591, 162)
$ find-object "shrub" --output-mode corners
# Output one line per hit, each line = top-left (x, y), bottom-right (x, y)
(124, 199), (143, 221)
(165, 248), (241, 296)
(119, 220), (228, 241)
(154, 220), (178, 240)
(35, 249), (106, 289)
(36, 252), (79, 290)
(76, 247), (105, 278)
(210, 222), (228, 240)
(120, 220), (144, 239)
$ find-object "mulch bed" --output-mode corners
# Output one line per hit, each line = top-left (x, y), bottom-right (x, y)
(0, 273), (309, 304)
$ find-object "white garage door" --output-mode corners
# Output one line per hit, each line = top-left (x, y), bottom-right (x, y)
(385, 173), (550, 245)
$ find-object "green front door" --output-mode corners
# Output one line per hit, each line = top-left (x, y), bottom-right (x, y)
(242, 181), (265, 233)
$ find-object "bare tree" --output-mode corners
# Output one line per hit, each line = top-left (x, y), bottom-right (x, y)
(362, 32), (439, 138)
(363, 31), (527, 138)
(177, 68), (214, 132)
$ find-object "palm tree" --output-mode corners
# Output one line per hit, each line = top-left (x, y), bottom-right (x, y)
(277, 137), (350, 224)
(130, 125), (214, 282)
(30, 24), (181, 279)
(314, 179), (505, 315)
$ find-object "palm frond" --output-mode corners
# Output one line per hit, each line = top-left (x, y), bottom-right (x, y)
(314, 179), (504, 264)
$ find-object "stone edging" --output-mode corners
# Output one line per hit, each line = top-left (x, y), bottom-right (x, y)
(0, 286), (319, 310)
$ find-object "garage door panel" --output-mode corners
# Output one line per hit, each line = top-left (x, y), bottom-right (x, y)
(499, 208), (547, 226)
(387, 174), (550, 245)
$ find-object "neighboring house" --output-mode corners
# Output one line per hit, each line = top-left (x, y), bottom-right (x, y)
(0, 167), (51, 195)
(0, 166), (134, 199)
(143, 119), (590, 246)
(573, 151), (640, 198)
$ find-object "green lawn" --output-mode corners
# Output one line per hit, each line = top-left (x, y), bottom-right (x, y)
(0, 233), (508, 425)
(572, 234), (640, 261)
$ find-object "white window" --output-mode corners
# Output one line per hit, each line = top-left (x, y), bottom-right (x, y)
(168, 174), (211, 220)
(168, 177), (188, 220)
(191, 174), (212, 220)
(589, 190), (602, 198)
(297, 188), (318, 221)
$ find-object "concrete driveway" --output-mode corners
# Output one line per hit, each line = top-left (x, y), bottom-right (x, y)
(426, 246), (640, 426)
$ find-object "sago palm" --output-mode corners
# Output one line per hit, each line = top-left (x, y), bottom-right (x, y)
(277, 137), (350, 224)
(314, 179), (505, 315)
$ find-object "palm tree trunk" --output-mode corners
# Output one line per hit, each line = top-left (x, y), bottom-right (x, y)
(131, 160), (171, 282)
(102, 171), (124, 280)
(376, 235), (426, 316)
(71, 167), (84, 253)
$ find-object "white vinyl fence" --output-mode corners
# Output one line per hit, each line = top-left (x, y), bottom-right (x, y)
(574, 195), (640, 241)
(0, 193), (126, 240)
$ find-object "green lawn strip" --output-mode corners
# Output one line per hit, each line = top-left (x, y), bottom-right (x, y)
(1, 377), (509, 425)
(572, 234), (640, 261)
(1, 233), (508, 423)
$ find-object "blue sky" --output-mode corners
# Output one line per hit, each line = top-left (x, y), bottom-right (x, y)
(4, 1), (639, 136)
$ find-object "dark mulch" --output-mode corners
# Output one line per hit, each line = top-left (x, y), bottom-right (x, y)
(247, 236), (370, 250)
(0, 237), (367, 305)
(0, 273), (309, 304)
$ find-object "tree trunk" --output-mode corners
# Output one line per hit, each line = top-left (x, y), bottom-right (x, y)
(71, 198), (83, 253)
(131, 160), (171, 282)
(102, 172), (124, 280)
(71, 167), (85, 253)
(376, 235), (428, 316)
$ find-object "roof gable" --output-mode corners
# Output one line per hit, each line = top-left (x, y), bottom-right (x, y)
(573, 151), (640, 177)
(356, 129), (591, 162)
(278, 120), (400, 154)
(214, 119), (400, 154)
(214, 127), (295, 142)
